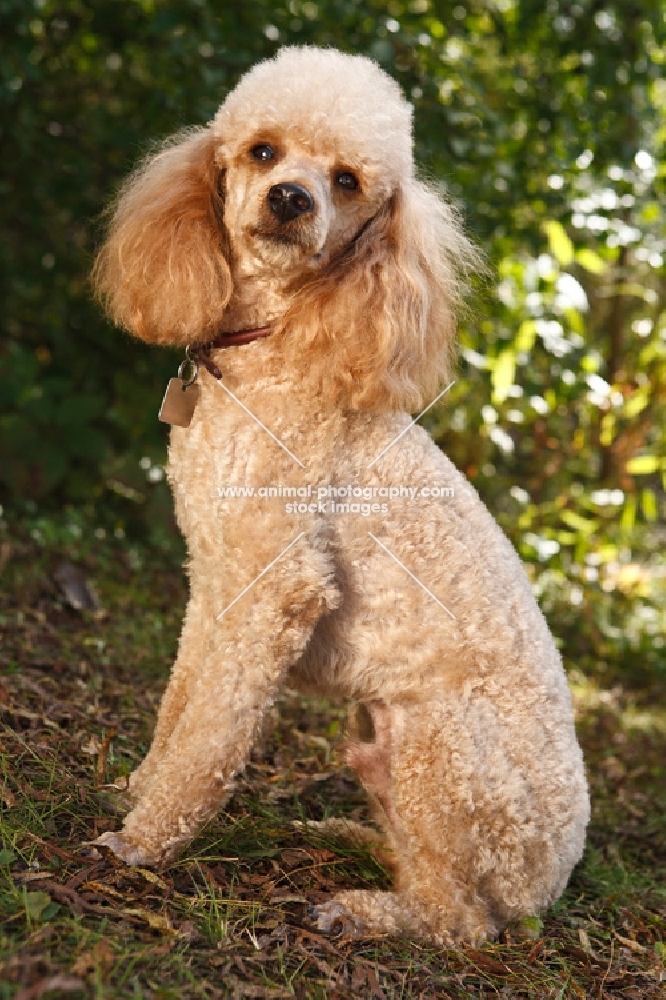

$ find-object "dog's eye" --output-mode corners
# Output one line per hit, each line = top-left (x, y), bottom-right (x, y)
(251, 144), (275, 162)
(336, 171), (359, 191)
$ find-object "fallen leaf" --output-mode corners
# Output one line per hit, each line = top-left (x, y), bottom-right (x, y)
(14, 872), (53, 885)
(54, 561), (101, 611)
(350, 964), (367, 993)
(122, 906), (175, 934)
(131, 867), (171, 891)
(81, 735), (101, 756)
(24, 926), (54, 947)
(367, 967), (387, 999)
(562, 943), (594, 964)
(528, 937), (545, 962)
(176, 919), (203, 943)
(23, 831), (90, 863)
(225, 978), (292, 998)
(464, 949), (514, 976)
(615, 932), (647, 954)
(72, 938), (115, 977)
(14, 975), (85, 1000)
(95, 727), (115, 787)
(80, 879), (126, 899)
(294, 942), (336, 980)
(71, 952), (95, 977)
(296, 927), (344, 957)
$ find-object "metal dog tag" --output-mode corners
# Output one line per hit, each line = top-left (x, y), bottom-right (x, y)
(158, 378), (200, 427)
(159, 352), (200, 427)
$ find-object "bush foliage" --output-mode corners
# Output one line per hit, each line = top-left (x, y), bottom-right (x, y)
(2, 0), (665, 676)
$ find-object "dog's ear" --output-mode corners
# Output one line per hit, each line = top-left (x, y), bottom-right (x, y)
(92, 129), (231, 345)
(283, 179), (480, 410)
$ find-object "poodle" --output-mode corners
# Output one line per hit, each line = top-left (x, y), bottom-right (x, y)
(92, 46), (589, 945)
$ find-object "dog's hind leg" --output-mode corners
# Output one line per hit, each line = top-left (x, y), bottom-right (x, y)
(312, 694), (587, 945)
(309, 702), (428, 940)
(310, 700), (501, 944)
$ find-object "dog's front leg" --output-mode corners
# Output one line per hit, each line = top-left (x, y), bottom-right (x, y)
(123, 584), (210, 803)
(96, 538), (338, 866)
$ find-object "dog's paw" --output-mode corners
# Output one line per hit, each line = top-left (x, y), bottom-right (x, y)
(92, 831), (160, 867)
(307, 900), (366, 939)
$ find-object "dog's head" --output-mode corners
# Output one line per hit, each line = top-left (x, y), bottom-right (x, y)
(211, 47), (412, 276)
(93, 47), (479, 410)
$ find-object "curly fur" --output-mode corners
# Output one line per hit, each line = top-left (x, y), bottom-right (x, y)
(91, 46), (589, 946)
(277, 183), (472, 410)
(92, 129), (231, 345)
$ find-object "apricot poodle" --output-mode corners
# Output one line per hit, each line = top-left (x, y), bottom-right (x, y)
(92, 46), (589, 945)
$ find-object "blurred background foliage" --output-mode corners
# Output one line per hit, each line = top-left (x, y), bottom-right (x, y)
(1, 0), (664, 679)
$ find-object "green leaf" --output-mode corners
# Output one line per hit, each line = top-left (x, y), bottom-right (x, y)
(24, 891), (53, 921)
(563, 307), (585, 337)
(600, 413), (615, 447)
(544, 220), (574, 266)
(0, 849), (15, 866)
(560, 511), (597, 535)
(515, 320), (536, 352)
(641, 488), (658, 522)
(581, 353), (602, 373)
(554, 531), (578, 545)
(514, 914), (543, 939)
(491, 349), (516, 403)
(576, 248), (606, 274)
(641, 202), (661, 224)
(40, 901), (60, 921)
(623, 388), (649, 419)
(621, 495), (636, 532)
(243, 848), (280, 859)
(626, 455), (658, 474)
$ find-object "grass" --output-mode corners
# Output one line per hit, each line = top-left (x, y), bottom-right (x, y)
(0, 522), (664, 998)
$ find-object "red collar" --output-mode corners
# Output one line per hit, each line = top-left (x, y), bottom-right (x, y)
(208, 325), (272, 348)
(192, 326), (272, 379)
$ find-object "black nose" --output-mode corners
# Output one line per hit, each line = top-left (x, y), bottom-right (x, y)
(267, 182), (314, 223)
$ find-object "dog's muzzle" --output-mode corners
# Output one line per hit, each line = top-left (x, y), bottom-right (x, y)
(267, 182), (314, 223)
